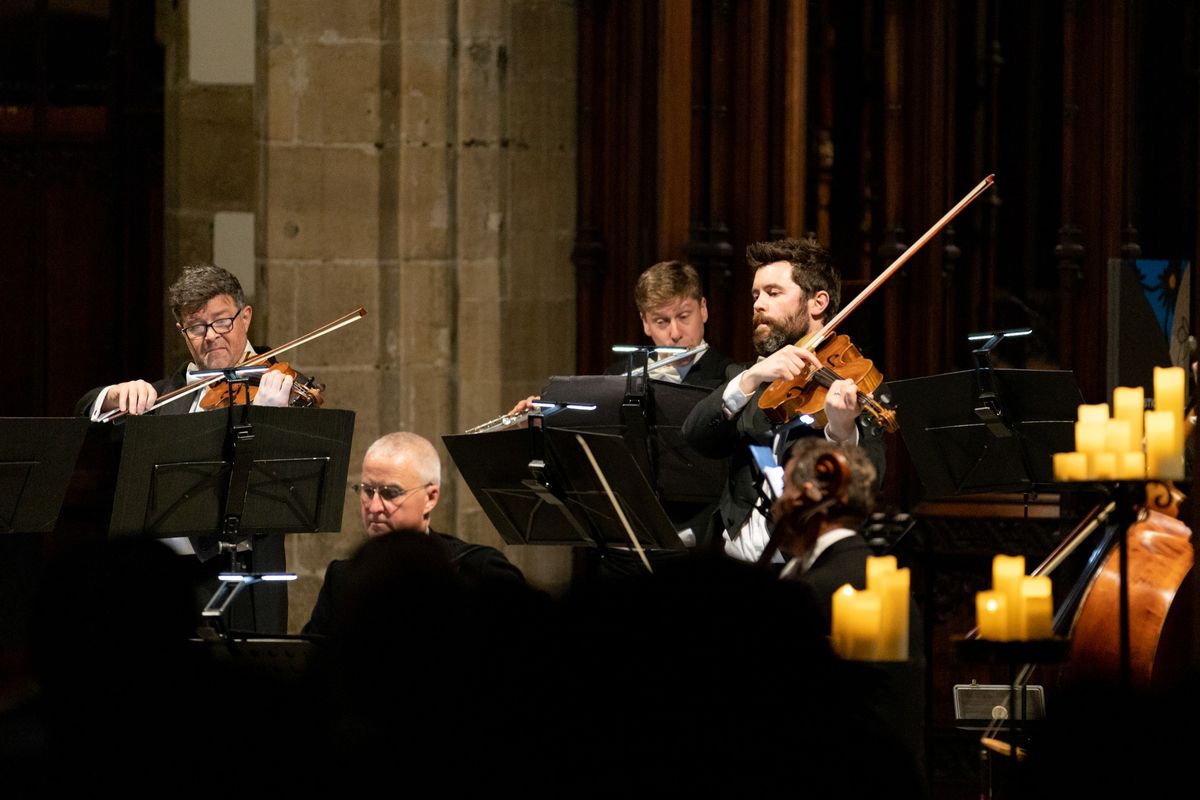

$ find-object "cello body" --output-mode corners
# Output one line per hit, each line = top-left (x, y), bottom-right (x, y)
(1067, 508), (1194, 688)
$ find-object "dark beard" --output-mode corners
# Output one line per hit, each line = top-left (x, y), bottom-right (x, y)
(753, 311), (809, 357)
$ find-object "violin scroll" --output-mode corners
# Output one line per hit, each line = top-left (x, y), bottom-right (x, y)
(764, 450), (853, 565)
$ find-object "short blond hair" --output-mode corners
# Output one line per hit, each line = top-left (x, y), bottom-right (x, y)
(634, 261), (703, 313)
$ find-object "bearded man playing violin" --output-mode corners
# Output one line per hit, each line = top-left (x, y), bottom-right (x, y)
(76, 263), (293, 418)
(682, 237), (886, 563)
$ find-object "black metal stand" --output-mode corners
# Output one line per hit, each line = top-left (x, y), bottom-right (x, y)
(205, 367), (274, 637)
(955, 637), (1070, 798)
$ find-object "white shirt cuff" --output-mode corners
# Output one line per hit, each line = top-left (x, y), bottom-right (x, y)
(721, 372), (752, 418)
(88, 386), (114, 421)
(824, 422), (860, 447)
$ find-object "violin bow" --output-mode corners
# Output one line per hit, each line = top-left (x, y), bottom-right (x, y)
(98, 307), (367, 422)
(800, 175), (995, 352)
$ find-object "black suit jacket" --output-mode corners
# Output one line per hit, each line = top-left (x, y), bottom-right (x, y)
(791, 532), (926, 788)
(795, 533), (873, 627)
(681, 362), (886, 548)
(302, 530), (527, 636)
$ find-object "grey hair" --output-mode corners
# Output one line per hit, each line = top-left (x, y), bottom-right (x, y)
(167, 264), (246, 320)
(365, 432), (442, 486)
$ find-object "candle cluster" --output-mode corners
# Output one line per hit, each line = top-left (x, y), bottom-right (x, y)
(830, 555), (910, 661)
(1052, 367), (1186, 481)
(975, 555), (1054, 641)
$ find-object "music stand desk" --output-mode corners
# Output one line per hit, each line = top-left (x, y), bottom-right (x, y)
(884, 369), (1082, 499)
(0, 417), (91, 534)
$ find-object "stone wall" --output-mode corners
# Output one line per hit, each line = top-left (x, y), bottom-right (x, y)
(163, 0), (578, 631)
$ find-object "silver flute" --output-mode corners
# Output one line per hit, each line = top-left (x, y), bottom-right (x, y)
(464, 343), (709, 434)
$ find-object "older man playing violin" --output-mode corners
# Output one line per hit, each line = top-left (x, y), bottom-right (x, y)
(682, 237), (886, 562)
(76, 263), (292, 418)
(74, 263), (294, 632)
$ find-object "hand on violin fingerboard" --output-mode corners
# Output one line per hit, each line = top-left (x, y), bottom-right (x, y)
(824, 377), (861, 443)
(251, 368), (295, 407)
(738, 345), (811, 396)
(102, 380), (158, 415)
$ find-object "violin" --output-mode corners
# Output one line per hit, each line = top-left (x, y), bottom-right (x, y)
(758, 175), (996, 429)
(97, 307), (366, 422)
(759, 333), (898, 431)
(197, 358), (326, 410)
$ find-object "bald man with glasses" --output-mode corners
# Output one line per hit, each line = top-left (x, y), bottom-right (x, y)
(303, 432), (527, 636)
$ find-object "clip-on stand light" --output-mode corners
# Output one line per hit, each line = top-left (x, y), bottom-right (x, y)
(968, 327), (1033, 438)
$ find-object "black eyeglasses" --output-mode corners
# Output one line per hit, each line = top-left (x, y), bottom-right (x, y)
(352, 483), (431, 503)
(180, 309), (244, 340)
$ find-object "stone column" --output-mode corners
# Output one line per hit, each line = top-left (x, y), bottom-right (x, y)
(258, 1), (577, 629)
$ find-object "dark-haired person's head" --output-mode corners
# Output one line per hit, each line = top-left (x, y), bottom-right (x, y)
(746, 238), (840, 357)
(771, 438), (877, 560)
(168, 264), (252, 371)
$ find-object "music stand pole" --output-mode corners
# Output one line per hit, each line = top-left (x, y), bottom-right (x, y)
(193, 365), (283, 634)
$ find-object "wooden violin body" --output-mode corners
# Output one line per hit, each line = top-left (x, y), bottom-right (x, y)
(198, 360), (326, 410)
(758, 333), (898, 432)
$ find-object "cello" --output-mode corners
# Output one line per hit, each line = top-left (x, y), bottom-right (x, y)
(1064, 484), (1194, 689)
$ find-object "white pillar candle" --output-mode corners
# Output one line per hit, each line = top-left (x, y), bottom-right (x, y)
(1113, 386), (1144, 451)
(1019, 576), (1054, 640)
(1053, 452), (1088, 481)
(1116, 451), (1146, 480)
(1154, 366), (1186, 453)
(878, 568), (910, 660)
(992, 554), (1025, 635)
(865, 554), (897, 592)
(1145, 410), (1183, 480)
(976, 591), (1009, 641)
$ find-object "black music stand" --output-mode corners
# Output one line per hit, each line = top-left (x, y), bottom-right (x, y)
(109, 406), (354, 539)
(538, 374), (725, 507)
(0, 417), (91, 534)
(107, 406), (355, 631)
(882, 369), (1082, 498)
(0, 417), (93, 650)
(443, 426), (681, 550)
